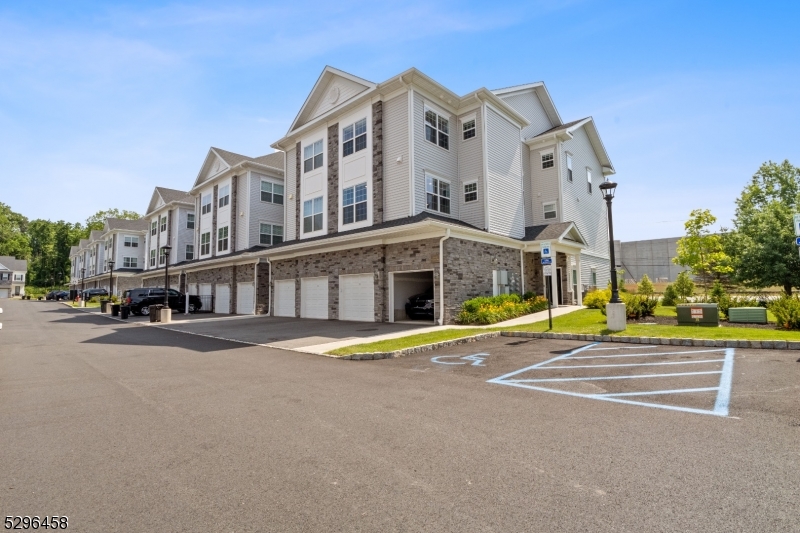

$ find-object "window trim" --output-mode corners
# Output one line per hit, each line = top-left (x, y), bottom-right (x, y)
(587, 167), (593, 194)
(123, 256), (137, 269)
(541, 150), (554, 170)
(543, 202), (557, 221)
(260, 179), (285, 205)
(123, 235), (138, 248)
(160, 216), (167, 233)
(342, 118), (368, 158)
(461, 114), (476, 141)
(149, 249), (156, 267)
(186, 213), (195, 229)
(425, 172), (451, 215)
(150, 220), (157, 236)
(464, 181), (478, 203)
(185, 244), (194, 261)
(201, 194), (212, 215)
(424, 104), (450, 151)
(341, 182), (368, 226)
(217, 226), (229, 252)
(200, 232), (211, 256)
(218, 184), (230, 208)
(259, 223), (284, 246)
(302, 196), (325, 235)
(303, 139), (324, 174)
(566, 153), (573, 182)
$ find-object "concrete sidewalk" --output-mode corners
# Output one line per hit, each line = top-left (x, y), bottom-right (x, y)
(301, 305), (582, 354)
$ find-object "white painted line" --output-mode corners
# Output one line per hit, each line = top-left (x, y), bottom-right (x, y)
(487, 343), (600, 383)
(713, 348), (735, 416)
(507, 370), (722, 383)
(585, 345), (657, 351)
(599, 387), (720, 397)
(570, 348), (726, 360)
(539, 359), (726, 370)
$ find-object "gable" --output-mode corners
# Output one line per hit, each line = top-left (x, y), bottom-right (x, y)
(500, 90), (554, 139)
(289, 67), (375, 133)
(193, 150), (231, 189)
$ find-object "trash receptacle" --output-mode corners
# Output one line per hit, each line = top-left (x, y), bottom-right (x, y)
(100, 300), (109, 313)
(676, 303), (719, 327)
(120, 305), (130, 319)
(111, 304), (120, 317)
(150, 304), (163, 323)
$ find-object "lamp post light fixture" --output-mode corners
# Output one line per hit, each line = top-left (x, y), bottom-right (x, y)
(80, 267), (86, 299)
(107, 260), (115, 299)
(161, 245), (172, 307)
(599, 180), (621, 304)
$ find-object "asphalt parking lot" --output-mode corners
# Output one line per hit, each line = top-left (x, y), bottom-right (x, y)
(3, 300), (800, 532)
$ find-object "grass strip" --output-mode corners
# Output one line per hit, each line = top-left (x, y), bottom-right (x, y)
(327, 328), (491, 356)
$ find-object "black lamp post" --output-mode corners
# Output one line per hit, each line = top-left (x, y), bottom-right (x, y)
(599, 181), (621, 304)
(107, 260), (115, 298)
(161, 245), (172, 306)
(80, 267), (86, 299)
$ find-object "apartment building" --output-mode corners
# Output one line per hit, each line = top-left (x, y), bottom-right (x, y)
(0, 256), (27, 298)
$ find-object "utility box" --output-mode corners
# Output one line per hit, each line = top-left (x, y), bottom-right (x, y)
(728, 307), (767, 324)
(676, 303), (719, 327)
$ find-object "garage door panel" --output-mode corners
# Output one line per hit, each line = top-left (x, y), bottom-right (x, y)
(301, 277), (328, 319)
(237, 282), (254, 315)
(0, 289), (9, 299)
(215, 284), (230, 314)
(274, 280), (295, 317)
(340, 274), (374, 322)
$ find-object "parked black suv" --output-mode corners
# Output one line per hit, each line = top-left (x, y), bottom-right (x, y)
(45, 290), (69, 301)
(405, 286), (435, 320)
(81, 288), (108, 300)
(122, 287), (202, 316)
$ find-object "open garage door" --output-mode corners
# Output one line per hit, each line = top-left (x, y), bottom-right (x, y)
(215, 284), (230, 314)
(339, 274), (374, 322)
(391, 270), (435, 323)
(301, 277), (328, 319)
(237, 282), (254, 315)
(274, 280), (295, 317)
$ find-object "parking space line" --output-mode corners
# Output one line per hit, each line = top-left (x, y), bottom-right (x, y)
(601, 387), (720, 397)
(713, 348), (735, 416)
(570, 348), (726, 359)
(488, 343), (600, 382)
(507, 370), (723, 383)
(540, 359), (725, 369)
(584, 345), (658, 351)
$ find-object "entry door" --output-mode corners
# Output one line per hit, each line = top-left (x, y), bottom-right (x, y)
(274, 280), (295, 317)
(556, 268), (563, 306)
(237, 282), (255, 315)
(300, 277), (328, 319)
(215, 284), (230, 314)
(339, 274), (374, 322)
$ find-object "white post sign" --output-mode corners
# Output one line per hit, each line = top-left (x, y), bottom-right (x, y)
(794, 213), (800, 236)
(543, 265), (553, 276)
(540, 241), (552, 258)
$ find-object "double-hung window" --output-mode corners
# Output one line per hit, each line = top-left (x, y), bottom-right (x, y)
(462, 118), (476, 140)
(542, 152), (554, 169)
(160, 216), (167, 232)
(149, 249), (156, 267)
(303, 140), (323, 173)
(187, 213), (195, 229)
(426, 174), (451, 214)
(543, 202), (557, 220)
(342, 183), (367, 225)
(124, 236), (138, 247)
(123, 257), (137, 268)
(201, 194), (212, 215)
(464, 182), (478, 203)
(566, 154), (573, 181)
(343, 119), (367, 157)
(260, 181), (284, 204)
(185, 244), (194, 261)
(218, 185), (230, 208)
(587, 168), (593, 194)
(200, 232), (211, 255)
(424, 106), (449, 149)
(259, 224), (284, 245)
(217, 226), (229, 252)
(150, 220), (157, 236)
(159, 248), (166, 265)
(303, 196), (324, 233)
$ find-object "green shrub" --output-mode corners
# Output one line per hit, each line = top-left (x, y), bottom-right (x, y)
(673, 271), (695, 301)
(583, 288), (610, 309)
(637, 274), (654, 296)
(89, 296), (100, 304)
(624, 294), (660, 319)
(662, 284), (678, 306)
(456, 294), (548, 325)
(768, 297), (800, 330)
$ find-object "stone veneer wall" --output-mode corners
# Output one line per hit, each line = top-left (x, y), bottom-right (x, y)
(372, 101), (383, 225)
(327, 123), (339, 234)
(116, 275), (142, 294)
(556, 252), (572, 305)
(255, 262), (270, 314)
(525, 251), (543, 297)
(295, 142), (301, 240)
(141, 273), (181, 288)
(441, 238), (522, 324)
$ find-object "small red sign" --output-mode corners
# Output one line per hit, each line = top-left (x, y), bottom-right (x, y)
(690, 307), (703, 319)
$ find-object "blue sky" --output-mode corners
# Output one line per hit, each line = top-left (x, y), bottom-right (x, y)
(1, 0), (798, 240)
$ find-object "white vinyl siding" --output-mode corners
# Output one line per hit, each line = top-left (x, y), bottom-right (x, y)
(274, 280), (296, 317)
(235, 174), (249, 252)
(285, 147), (297, 241)
(485, 106), (525, 239)
(497, 90), (554, 140)
(413, 93), (457, 217)
(458, 108), (484, 229)
(530, 144), (560, 226)
(303, 76), (370, 125)
(382, 92), (409, 221)
(300, 277), (328, 319)
(339, 274), (375, 322)
(250, 172), (284, 248)
(176, 208), (195, 265)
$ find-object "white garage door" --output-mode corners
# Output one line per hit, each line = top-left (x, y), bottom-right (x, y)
(198, 284), (211, 296)
(339, 274), (374, 322)
(274, 280), (295, 317)
(236, 282), (254, 315)
(0, 289), (8, 299)
(215, 284), (230, 314)
(301, 277), (328, 319)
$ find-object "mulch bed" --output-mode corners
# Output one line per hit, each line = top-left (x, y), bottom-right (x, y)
(627, 315), (781, 330)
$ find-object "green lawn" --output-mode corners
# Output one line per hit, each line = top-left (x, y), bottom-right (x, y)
(327, 308), (800, 356)
(70, 302), (101, 308)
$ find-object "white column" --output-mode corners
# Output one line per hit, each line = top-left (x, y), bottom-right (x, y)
(576, 252), (583, 306)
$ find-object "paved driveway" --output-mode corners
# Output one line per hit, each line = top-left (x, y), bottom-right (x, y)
(158, 314), (430, 349)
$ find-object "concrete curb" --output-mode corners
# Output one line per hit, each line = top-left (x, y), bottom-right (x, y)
(337, 332), (502, 360)
(498, 331), (800, 350)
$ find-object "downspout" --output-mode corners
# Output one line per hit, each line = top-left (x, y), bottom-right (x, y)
(438, 228), (450, 325)
(520, 245), (525, 296)
(266, 258), (272, 316)
(254, 258), (260, 315)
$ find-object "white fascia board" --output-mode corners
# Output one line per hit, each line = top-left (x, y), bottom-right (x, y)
(191, 148), (230, 190)
(474, 89), (529, 129)
(189, 160), (273, 195)
(581, 118), (615, 175)
(491, 82), (544, 96)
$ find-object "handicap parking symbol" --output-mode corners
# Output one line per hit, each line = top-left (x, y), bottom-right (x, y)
(431, 353), (489, 366)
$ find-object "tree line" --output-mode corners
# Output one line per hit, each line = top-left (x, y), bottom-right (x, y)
(674, 160), (800, 296)
(0, 203), (140, 288)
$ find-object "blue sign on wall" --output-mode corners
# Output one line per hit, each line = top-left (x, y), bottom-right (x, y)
(541, 257), (553, 265)
(795, 236), (800, 246)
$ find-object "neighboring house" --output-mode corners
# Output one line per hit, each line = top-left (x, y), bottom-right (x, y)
(142, 187), (196, 270)
(0, 256), (28, 298)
